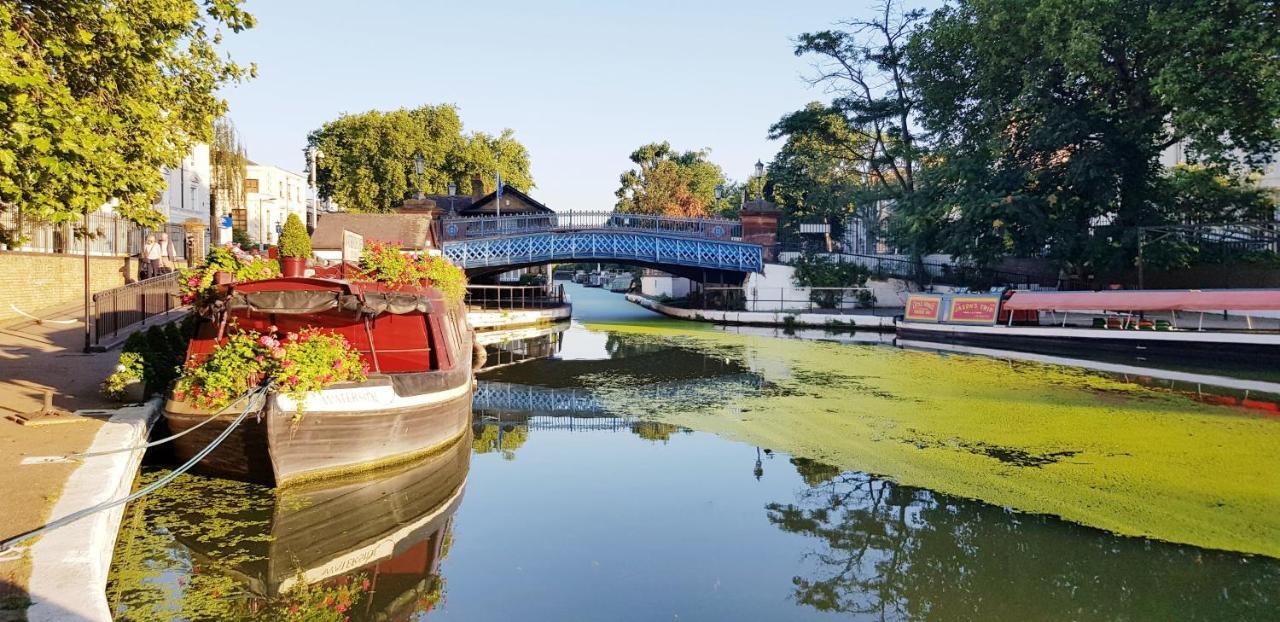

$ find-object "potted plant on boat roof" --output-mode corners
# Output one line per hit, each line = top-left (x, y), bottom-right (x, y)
(277, 213), (311, 278)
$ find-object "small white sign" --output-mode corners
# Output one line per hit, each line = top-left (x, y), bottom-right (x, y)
(341, 230), (364, 266)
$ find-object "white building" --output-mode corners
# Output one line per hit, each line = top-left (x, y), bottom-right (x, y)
(1161, 142), (1280, 217)
(154, 143), (211, 228)
(239, 161), (308, 245)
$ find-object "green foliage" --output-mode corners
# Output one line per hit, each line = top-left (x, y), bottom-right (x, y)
(900, 0), (1280, 272)
(357, 241), (468, 303)
(109, 322), (192, 397)
(277, 213), (311, 258)
(179, 244), (280, 306)
(173, 327), (367, 413)
(211, 117), (249, 220)
(768, 102), (881, 244)
(615, 142), (731, 217)
(472, 424), (528, 460)
(101, 352), (145, 400)
(306, 104), (533, 213)
(231, 228), (254, 248)
(0, 1), (255, 226)
(791, 254), (874, 309)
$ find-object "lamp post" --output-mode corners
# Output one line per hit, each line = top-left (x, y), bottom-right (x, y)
(307, 147), (323, 230)
(413, 153), (425, 200)
(257, 196), (277, 249)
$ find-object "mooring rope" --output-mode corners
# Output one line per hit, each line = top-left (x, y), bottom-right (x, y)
(0, 385), (267, 555)
(8, 303), (80, 325)
(71, 385), (268, 459)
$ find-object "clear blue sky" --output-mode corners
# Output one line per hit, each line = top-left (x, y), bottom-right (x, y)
(220, 0), (917, 211)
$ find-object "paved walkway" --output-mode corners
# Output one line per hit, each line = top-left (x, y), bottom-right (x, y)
(0, 305), (118, 619)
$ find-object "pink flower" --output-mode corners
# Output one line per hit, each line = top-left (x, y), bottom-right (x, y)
(286, 332), (298, 342)
(287, 375), (300, 384)
(255, 355), (265, 363)
(335, 604), (347, 613)
(360, 579), (370, 590)
(331, 360), (343, 369)
(268, 325), (279, 333)
(270, 347), (285, 359)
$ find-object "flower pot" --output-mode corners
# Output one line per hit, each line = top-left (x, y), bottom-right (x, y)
(280, 257), (307, 278)
(121, 380), (147, 403)
(214, 271), (234, 285)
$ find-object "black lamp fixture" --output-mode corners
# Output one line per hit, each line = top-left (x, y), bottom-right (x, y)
(754, 159), (765, 178)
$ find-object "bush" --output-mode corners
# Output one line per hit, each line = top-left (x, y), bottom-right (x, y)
(278, 213), (311, 258)
(791, 253), (874, 309)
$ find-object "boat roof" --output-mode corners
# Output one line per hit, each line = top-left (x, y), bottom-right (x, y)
(1003, 289), (1280, 312)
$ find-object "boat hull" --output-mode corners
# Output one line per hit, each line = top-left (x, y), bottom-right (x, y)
(164, 367), (473, 486)
(896, 321), (1280, 368)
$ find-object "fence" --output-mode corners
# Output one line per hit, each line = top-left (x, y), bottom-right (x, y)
(442, 210), (742, 240)
(465, 284), (568, 310)
(699, 285), (880, 312)
(90, 272), (181, 346)
(776, 249), (1062, 291)
(0, 209), (187, 259)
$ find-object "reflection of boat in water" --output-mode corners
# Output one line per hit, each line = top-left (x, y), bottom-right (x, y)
(476, 322), (568, 371)
(175, 433), (470, 620)
(165, 275), (476, 486)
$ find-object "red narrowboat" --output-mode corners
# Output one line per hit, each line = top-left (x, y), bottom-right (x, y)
(164, 273), (479, 486)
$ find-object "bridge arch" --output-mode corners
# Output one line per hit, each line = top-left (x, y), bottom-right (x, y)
(439, 211), (764, 282)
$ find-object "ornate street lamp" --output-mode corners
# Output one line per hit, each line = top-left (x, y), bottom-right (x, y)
(413, 153), (425, 200)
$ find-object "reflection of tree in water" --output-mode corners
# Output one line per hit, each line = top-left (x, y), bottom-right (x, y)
(472, 423), (528, 460)
(767, 460), (1280, 620)
(628, 421), (690, 443)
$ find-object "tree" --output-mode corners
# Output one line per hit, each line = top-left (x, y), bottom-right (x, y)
(211, 117), (249, 234)
(768, 103), (880, 246)
(305, 105), (533, 213)
(901, 0), (1280, 272)
(615, 142), (730, 217)
(787, 1), (927, 210)
(0, 1), (255, 227)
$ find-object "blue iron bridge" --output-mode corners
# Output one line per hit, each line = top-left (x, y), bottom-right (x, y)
(440, 211), (764, 281)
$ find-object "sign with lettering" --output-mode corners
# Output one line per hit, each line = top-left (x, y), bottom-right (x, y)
(904, 295), (943, 322)
(340, 230), (363, 275)
(946, 295), (1001, 324)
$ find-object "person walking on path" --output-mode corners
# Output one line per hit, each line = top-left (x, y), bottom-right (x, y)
(156, 233), (178, 274)
(141, 235), (161, 279)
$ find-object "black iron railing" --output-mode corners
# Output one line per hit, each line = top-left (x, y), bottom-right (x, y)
(465, 284), (568, 310)
(776, 248), (1063, 290)
(90, 272), (181, 346)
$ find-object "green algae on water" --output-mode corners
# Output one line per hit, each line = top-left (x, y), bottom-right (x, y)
(582, 322), (1280, 558)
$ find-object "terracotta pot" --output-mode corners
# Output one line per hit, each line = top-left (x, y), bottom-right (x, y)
(214, 271), (234, 285)
(280, 257), (307, 278)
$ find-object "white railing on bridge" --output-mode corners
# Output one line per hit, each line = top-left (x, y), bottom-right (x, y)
(442, 210), (742, 241)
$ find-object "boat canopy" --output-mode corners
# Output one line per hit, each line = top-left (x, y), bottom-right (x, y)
(226, 290), (434, 316)
(1003, 289), (1280, 312)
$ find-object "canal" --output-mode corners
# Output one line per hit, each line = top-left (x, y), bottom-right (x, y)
(108, 282), (1280, 620)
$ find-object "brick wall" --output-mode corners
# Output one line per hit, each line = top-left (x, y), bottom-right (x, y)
(0, 251), (137, 324)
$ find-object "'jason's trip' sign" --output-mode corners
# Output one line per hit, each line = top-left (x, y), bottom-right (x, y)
(946, 296), (1001, 324)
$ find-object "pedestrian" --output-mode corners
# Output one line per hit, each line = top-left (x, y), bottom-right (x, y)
(142, 235), (161, 279)
(157, 232), (178, 274)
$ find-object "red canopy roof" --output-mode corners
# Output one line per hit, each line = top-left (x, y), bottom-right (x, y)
(1003, 289), (1280, 312)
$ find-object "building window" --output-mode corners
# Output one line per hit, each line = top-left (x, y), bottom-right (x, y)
(232, 208), (247, 232)
(245, 178), (259, 193)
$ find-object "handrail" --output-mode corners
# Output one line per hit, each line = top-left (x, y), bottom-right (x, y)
(465, 283), (567, 310)
(90, 271), (182, 345)
(441, 210), (742, 241)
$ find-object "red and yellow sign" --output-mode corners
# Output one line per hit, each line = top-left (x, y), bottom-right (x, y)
(904, 295), (943, 322)
(946, 296), (1001, 324)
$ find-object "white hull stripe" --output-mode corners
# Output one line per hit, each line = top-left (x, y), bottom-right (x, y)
(274, 381), (472, 413)
(897, 321), (1280, 345)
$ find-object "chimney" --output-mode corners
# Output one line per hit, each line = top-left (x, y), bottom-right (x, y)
(470, 176), (484, 200)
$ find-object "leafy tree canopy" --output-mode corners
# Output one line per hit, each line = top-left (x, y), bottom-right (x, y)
(0, 0), (255, 226)
(306, 104), (533, 213)
(769, 102), (880, 243)
(901, 0), (1280, 271)
(615, 141), (735, 217)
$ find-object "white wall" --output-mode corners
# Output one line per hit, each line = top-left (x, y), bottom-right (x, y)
(245, 164), (308, 244)
(155, 143), (211, 227)
(641, 274), (692, 299)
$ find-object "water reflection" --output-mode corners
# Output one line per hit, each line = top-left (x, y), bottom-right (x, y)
(108, 434), (470, 620)
(768, 458), (1280, 620)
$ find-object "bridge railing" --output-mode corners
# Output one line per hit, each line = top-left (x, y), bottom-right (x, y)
(465, 284), (567, 310)
(442, 210), (742, 241)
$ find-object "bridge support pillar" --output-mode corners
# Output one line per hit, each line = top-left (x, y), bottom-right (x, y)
(740, 199), (781, 262)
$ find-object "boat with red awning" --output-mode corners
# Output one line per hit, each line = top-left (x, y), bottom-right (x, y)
(164, 273), (480, 487)
(896, 289), (1280, 368)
